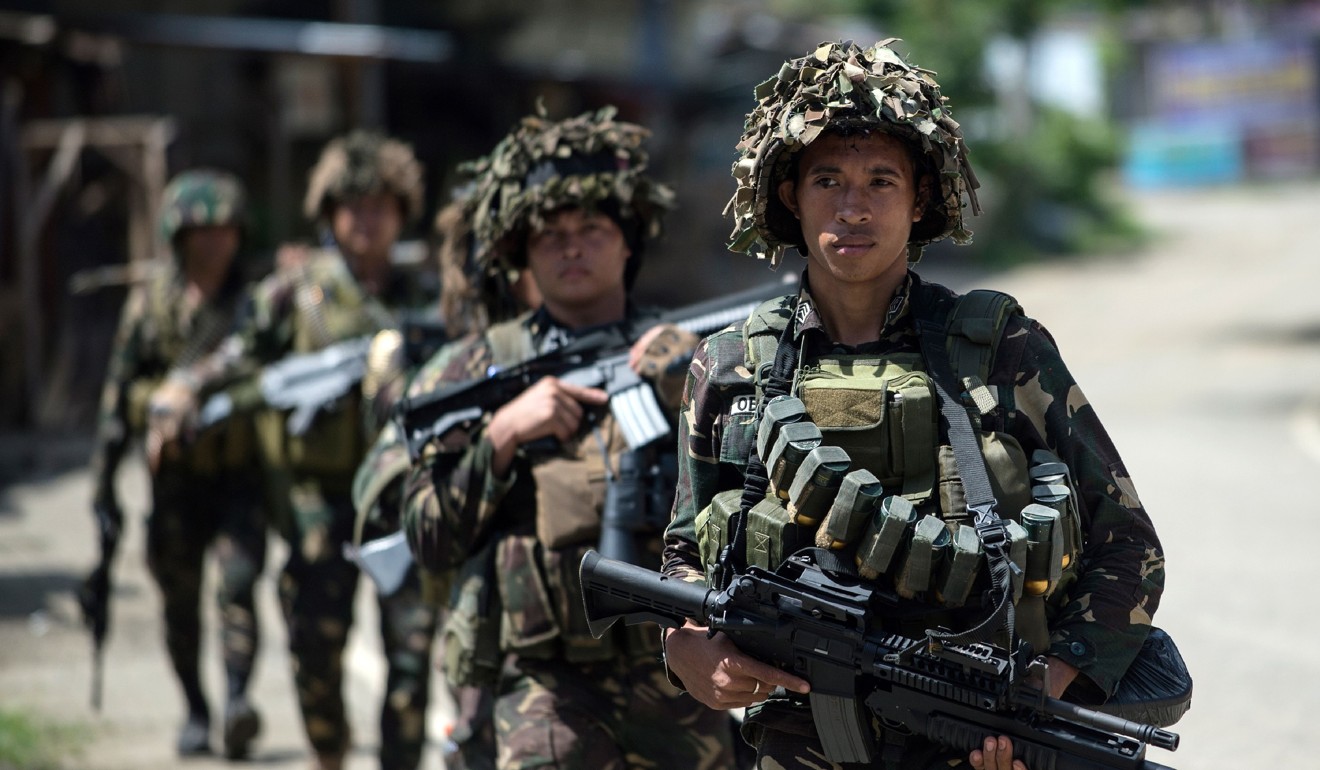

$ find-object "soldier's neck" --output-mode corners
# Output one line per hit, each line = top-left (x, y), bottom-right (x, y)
(542, 293), (627, 332)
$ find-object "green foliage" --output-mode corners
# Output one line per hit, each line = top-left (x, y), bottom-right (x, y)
(0, 709), (83, 770)
(972, 107), (1145, 264)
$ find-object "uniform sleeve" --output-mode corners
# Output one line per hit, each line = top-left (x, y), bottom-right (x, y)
(400, 336), (517, 574)
(663, 334), (735, 585)
(89, 290), (150, 502)
(996, 317), (1165, 699)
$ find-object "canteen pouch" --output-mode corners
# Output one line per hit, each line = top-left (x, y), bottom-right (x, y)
(442, 540), (503, 687)
(856, 495), (919, 580)
(893, 515), (951, 599)
(817, 469), (883, 550)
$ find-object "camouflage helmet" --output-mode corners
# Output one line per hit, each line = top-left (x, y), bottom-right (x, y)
(158, 169), (246, 244)
(462, 105), (675, 281)
(434, 192), (524, 335)
(727, 39), (981, 266)
(303, 130), (425, 224)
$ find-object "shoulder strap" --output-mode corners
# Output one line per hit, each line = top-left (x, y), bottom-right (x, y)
(486, 316), (535, 368)
(742, 295), (796, 386)
(911, 285), (1021, 654)
(946, 289), (1021, 416)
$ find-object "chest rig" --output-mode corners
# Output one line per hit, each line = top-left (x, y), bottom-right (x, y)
(443, 316), (669, 686)
(695, 284), (1082, 652)
(255, 255), (391, 478)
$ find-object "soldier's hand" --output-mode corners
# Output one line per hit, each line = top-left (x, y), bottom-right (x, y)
(145, 380), (198, 472)
(486, 376), (608, 478)
(628, 323), (698, 410)
(968, 736), (1028, 770)
(663, 622), (810, 710)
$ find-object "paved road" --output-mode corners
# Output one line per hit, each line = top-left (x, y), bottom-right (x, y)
(5, 182), (1320, 768)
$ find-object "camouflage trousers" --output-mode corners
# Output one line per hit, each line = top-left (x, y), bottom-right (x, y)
(745, 702), (967, 770)
(147, 466), (266, 715)
(492, 654), (735, 770)
(275, 476), (436, 768)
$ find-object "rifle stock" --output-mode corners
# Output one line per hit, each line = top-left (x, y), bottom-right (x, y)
(579, 550), (1180, 769)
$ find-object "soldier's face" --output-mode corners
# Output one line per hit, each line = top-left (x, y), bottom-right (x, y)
(331, 192), (403, 264)
(179, 225), (240, 284)
(777, 132), (922, 289)
(525, 207), (630, 319)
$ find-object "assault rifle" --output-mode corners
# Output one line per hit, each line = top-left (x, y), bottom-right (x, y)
(79, 501), (122, 710)
(197, 314), (453, 436)
(197, 334), (373, 435)
(397, 278), (796, 460)
(581, 550), (1181, 770)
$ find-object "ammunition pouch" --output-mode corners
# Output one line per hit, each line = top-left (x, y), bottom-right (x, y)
(491, 536), (658, 665)
(443, 540), (503, 688)
(531, 418), (613, 550)
(255, 392), (365, 476)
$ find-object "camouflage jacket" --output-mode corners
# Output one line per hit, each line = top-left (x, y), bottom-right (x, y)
(662, 271), (1165, 699)
(92, 265), (250, 494)
(401, 305), (684, 659)
(173, 250), (433, 479)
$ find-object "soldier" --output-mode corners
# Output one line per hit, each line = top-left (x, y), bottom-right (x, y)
(148, 132), (438, 770)
(90, 169), (266, 759)
(399, 107), (736, 770)
(660, 40), (1167, 770)
(352, 190), (540, 770)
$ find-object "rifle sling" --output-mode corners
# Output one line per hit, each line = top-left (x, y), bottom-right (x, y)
(915, 312), (1017, 653)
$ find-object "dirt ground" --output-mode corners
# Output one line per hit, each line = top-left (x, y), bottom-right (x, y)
(6, 181), (1320, 768)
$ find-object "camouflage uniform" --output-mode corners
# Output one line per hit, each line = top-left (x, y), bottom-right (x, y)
(167, 132), (437, 770)
(403, 308), (733, 770)
(350, 193), (516, 770)
(400, 108), (735, 770)
(660, 41), (1166, 769)
(178, 249), (436, 766)
(90, 169), (266, 758)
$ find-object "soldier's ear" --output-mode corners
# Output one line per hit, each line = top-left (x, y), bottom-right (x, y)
(778, 179), (800, 219)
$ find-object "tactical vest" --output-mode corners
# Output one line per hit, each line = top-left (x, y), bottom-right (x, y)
(254, 254), (390, 478)
(126, 274), (254, 476)
(443, 318), (666, 688)
(695, 285), (1083, 650)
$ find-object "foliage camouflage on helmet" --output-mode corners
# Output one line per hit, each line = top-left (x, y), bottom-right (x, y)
(158, 169), (246, 243)
(303, 130), (425, 224)
(434, 192), (525, 336)
(727, 39), (982, 266)
(461, 105), (675, 272)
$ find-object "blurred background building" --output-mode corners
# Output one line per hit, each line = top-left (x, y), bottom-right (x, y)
(3, 0), (1319, 434)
